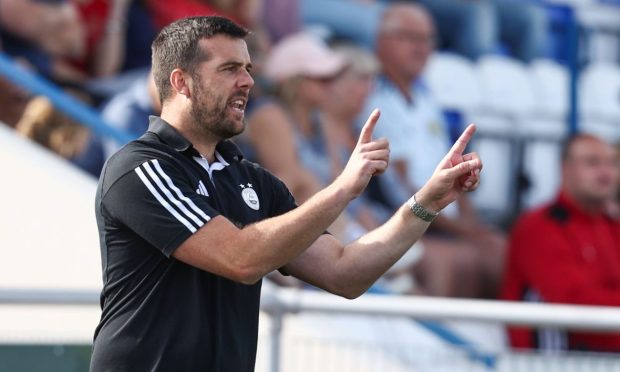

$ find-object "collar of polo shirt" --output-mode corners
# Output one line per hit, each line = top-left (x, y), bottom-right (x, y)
(147, 116), (245, 164)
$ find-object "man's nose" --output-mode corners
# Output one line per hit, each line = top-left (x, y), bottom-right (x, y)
(238, 69), (254, 90)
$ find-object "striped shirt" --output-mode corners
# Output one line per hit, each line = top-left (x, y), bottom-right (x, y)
(91, 116), (297, 372)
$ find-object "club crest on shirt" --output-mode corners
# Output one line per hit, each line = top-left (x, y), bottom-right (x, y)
(239, 183), (259, 210)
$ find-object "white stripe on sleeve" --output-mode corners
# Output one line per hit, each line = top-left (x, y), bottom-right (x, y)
(135, 167), (197, 233)
(142, 161), (207, 227)
(151, 160), (211, 221)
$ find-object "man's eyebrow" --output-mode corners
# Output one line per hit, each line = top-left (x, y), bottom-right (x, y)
(218, 61), (253, 70)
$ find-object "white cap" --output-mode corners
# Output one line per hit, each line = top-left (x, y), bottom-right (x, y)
(263, 33), (347, 82)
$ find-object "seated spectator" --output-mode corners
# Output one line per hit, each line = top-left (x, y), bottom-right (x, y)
(122, 1), (159, 72)
(252, 33), (345, 201)
(258, 33), (431, 293)
(145, 0), (263, 31)
(68, 0), (133, 80)
(0, 0), (85, 80)
(321, 44), (391, 230)
(322, 43), (427, 294)
(0, 0), (157, 111)
(146, 0), (226, 30)
(248, 32), (369, 244)
(262, 33), (347, 186)
(501, 134), (620, 352)
(0, 0), (134, 84)
(359, 3), (505, 298)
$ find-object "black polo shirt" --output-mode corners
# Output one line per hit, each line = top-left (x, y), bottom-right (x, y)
(91, 116), (297, 372)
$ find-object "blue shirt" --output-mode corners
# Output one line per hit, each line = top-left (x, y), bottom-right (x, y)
(359, 75), (457, 216)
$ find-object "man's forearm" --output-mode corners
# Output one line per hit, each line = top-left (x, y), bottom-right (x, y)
(175, 110), (390, 284)
(238, 182), (353, 281)
(333, 198), (432, 297)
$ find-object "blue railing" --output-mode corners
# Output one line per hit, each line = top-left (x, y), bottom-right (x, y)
(0, 53), (133, 145)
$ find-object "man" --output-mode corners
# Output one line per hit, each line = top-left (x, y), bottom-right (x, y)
(90, 16), (482, 371)
(360, 2), (503, 298)
(501, 134), (620, 352)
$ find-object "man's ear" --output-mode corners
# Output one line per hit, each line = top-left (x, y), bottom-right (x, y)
(170, 68), (191, 98)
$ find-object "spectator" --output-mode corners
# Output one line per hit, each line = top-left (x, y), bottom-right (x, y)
(0, 0), (85, 80)
(146, 0), (226, 30)
(321, 44), (391, 230)
(0, 0), (134, 84)
(501, 134), (620, 352)
(250, 32), (369, 243)
(262, 32), (347, 186)
(322, 43), (428, 294)
(252, 33), (345, 201)
(145, 0), (263, 31)
(360, 2), (505, 298)
(68, 0), (134, 80)
(121, 1), (158, 72)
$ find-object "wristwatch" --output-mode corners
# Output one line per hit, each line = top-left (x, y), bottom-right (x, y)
(407, 194), (439, 222)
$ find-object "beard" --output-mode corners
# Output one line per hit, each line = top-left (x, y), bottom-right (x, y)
(189, 74), (246, 140)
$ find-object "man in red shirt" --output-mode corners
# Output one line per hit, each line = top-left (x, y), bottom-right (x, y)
(501, 134), (620, 352)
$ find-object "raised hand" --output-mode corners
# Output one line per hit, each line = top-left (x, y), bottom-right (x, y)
(415, 124), (482, 212)
(335, 109), (390, 199)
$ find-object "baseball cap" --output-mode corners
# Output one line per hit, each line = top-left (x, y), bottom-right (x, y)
(263, 33), (347, 83)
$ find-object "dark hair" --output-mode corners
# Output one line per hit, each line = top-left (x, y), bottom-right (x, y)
(151, 16), (249, 103)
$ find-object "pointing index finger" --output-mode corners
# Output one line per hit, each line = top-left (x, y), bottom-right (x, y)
(448, 123), (476, 157)
(358, 109), (381, 145)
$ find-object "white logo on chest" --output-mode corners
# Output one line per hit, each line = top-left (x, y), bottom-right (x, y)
(240, 183), (259, 210)
(196, 181), (209, 197)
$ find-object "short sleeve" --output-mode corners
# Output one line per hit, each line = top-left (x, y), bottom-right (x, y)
(261, 169), (311, 277)
(101, 158), (220, 257)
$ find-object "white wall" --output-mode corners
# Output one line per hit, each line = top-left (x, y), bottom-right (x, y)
(0, 124), (102, 343)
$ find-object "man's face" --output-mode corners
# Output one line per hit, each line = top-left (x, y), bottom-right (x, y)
(188, 35), (254, 140)
(378, 9), (435, 81)
(563, 137), (620, 205)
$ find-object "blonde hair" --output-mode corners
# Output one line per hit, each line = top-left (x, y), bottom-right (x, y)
(15, 96), (89, 159)
(332, 44), (380, 76)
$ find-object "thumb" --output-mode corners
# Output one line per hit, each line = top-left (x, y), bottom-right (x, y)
(357, 109), (380, 145)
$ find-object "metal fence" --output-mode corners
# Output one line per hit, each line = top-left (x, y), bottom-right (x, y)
(2, 284), (620, 371)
